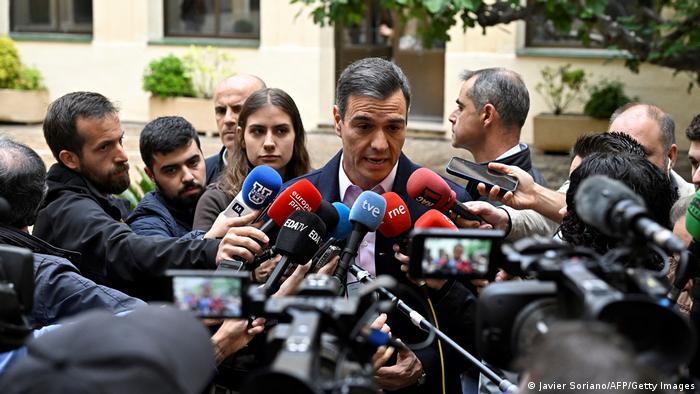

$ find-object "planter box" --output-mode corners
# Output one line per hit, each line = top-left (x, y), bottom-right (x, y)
(533, 113), (609, 153)
(149, 96), (217, 133)
(0, 89), (49, 123)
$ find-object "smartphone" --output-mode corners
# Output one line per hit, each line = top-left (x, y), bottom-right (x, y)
(446, 157), (518, 195)
(409, 228), (504, 279)
(167, 270), (248, 319)
(310, 244), (341, 274)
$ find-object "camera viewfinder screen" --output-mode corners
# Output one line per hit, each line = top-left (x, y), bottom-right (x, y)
(422, 237), (491, 276)
(173, 276), (242, 318)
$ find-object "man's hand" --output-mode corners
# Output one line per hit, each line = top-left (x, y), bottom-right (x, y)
(215, 226), (268, 264)
(370, 313), (395, 370)
(375, 341), (423, 391)
(273, 256), (339, 297)
(204, 210), (260, 239)
(393, 244), (446, 290)
(253, 254), (281, 283)
(476, 162), (537, 209)
(462, 201), (510, 231)
(211, 317), (265, 364)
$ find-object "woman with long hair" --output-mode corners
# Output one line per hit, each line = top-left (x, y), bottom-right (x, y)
(194, 88), (311, 230)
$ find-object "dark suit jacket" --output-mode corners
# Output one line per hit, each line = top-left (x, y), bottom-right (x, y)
(205, 146), (226, 186)
(284, 150), (478, 394)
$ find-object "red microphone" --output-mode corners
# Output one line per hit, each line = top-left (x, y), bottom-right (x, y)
(378, 192), (412, 238)
(407, 168), (481, 222)
(260, 179), (323, 234)
(415, 209), (458, 230)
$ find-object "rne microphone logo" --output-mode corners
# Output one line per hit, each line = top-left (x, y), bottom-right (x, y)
(248, 181), (273, 205)
(288, 190), (312, 211)
(387, 205), (407, 219)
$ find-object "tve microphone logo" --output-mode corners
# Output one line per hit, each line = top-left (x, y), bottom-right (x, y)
(248, 181), (274, 205)
(362, 199), (382, 218)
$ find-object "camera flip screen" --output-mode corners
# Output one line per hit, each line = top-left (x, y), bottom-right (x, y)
(422, 237), (492, 276)
(173, 276), (243, 318)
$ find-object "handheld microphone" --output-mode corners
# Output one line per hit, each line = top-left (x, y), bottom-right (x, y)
(378, 192), (412, 253)
(333, 191), (386, 295)
(262, 210), (326, 296)
(329, 202), (352, 240)
(574, 175), (685, 253)
(259, 179), (323, 235)
(222, 165), (282, 217)
(668, 190), (700, 302)
(315, 200), (339, 236)
(407, 168), (481, 222)
(414, 209), (458, 230)
(308, 203), (352, 274)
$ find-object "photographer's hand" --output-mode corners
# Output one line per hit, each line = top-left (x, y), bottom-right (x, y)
(204, 210), (260, 239)
(211, 317), (265, 364)
(375, 341), (423, 390)
(215, 226), (268, 265)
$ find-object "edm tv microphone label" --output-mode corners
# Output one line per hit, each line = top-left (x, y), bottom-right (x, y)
(288, 190), (312, 211)
(248, 181), (274, 205)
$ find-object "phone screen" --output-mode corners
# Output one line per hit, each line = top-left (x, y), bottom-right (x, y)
(447, 157), (518, 192)
(172, 276), (244, 318)
(421, 237), (492, 277)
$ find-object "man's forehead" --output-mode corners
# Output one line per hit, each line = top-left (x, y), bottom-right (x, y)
(76, 114), (120, 137)
(345, 92), (407, 117)
(153, 140), (199, 166)
(610, 112), (663, 147)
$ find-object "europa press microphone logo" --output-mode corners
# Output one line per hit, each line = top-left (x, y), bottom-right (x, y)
(248, 181), (274, 206)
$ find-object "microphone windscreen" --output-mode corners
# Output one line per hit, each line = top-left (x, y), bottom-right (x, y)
(406, 167), (456, 212)
(415, 209), (457, 230)
(349, 191), (386, 231)
(378, 192), (412, 238)
(275, 210), (326, 263)
(686, 190), (700, 241)
(330, 202), (352, 240)
(574, 175), (644, 236)
(315, 200), (339, 235)
(240, 165), (283, 209)
(267, 179), (322, 226)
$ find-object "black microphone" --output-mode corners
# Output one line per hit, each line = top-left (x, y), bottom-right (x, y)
(574, 175), (685, 253)
(261, 210), (326, 296)
(332, 191), (386, 296)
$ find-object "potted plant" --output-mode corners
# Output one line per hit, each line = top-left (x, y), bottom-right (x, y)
(583, 79), (634, 120)
(144, 46), (234, 133)
(532, 64), (609, 153)
(0, 36), (49, 123)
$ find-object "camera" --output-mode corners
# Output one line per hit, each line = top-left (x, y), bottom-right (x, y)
(167, 270), (250, 319)
(408, 228), (504, 279)
(0, 245), (35, 352)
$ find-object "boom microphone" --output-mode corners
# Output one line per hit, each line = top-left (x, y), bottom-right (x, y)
(407, 168), (481, 221)
(222, 165), (282, 217)
(574, 175), (685, 253)
(262, 210), (326, 296)
(333, 191), (386, 295)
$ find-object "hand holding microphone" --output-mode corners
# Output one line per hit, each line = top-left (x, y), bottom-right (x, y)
(222, 165), (282, 218)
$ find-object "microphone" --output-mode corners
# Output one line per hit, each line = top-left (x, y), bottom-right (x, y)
(329, 202), (352, 240)
(259, 179), (323, 235)
(222, 165), (282, 217)
(308, 203), (352, 274)
(333, 191), (386, 295)
(262, 210), (326, 296)
(378, 192), (412, 253)
(667, 191), (700, 302)
(315, 200), (339, 236)
(407, 168), (481, 221)
(414, 209), (458, 230)
(574, 175), (685, 253)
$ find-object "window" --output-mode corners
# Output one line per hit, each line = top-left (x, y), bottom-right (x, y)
(11, 0), (93, 34)
(165, 0), (260, 39)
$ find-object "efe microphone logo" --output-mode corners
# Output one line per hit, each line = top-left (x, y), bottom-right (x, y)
(248, 181), (274, 205)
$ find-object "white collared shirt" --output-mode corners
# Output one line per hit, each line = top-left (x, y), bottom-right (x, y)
(495, 143), (528, 161)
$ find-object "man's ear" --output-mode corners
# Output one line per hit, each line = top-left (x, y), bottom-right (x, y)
(144, 166), (155, 181)
(481, 103), (497, 128)
(58, 150), (80, 171)
(668, 143), (678, 169)
(332, 105), (342, 137)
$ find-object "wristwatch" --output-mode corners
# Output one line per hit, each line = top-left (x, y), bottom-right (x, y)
(416, 371), (427, 386)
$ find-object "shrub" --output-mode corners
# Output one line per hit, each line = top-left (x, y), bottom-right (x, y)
(0, 37), (22, 89)
(536, 64), (588, 115)
(14, 65), (46, 90)
(584, 80), (634, 119)
(143, 55), (195, 98)
(182, 46), (234, 99)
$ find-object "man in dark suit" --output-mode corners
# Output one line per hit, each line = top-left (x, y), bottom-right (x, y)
(286, 57), (478, 394)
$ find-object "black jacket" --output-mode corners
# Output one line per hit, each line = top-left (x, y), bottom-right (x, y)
(285, 151), (478, 394)
(33, 164), (220, 300)
(205, 147), (226, 186)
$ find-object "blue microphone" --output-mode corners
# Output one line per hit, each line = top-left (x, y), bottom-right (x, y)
(333, 191), (387, 295)
(330, 202), (352, 240)
(222, 165), (282, 217)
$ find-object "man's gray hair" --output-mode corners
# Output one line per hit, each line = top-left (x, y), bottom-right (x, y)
(610, 102), (676, 150)
(336, 57), (411, 120)
(460, 68), (530, 129)
(0, 138), (47, 228)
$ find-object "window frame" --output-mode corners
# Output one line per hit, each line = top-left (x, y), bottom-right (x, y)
(163, 0), (260, 40)
(9, 0), (93, 36)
